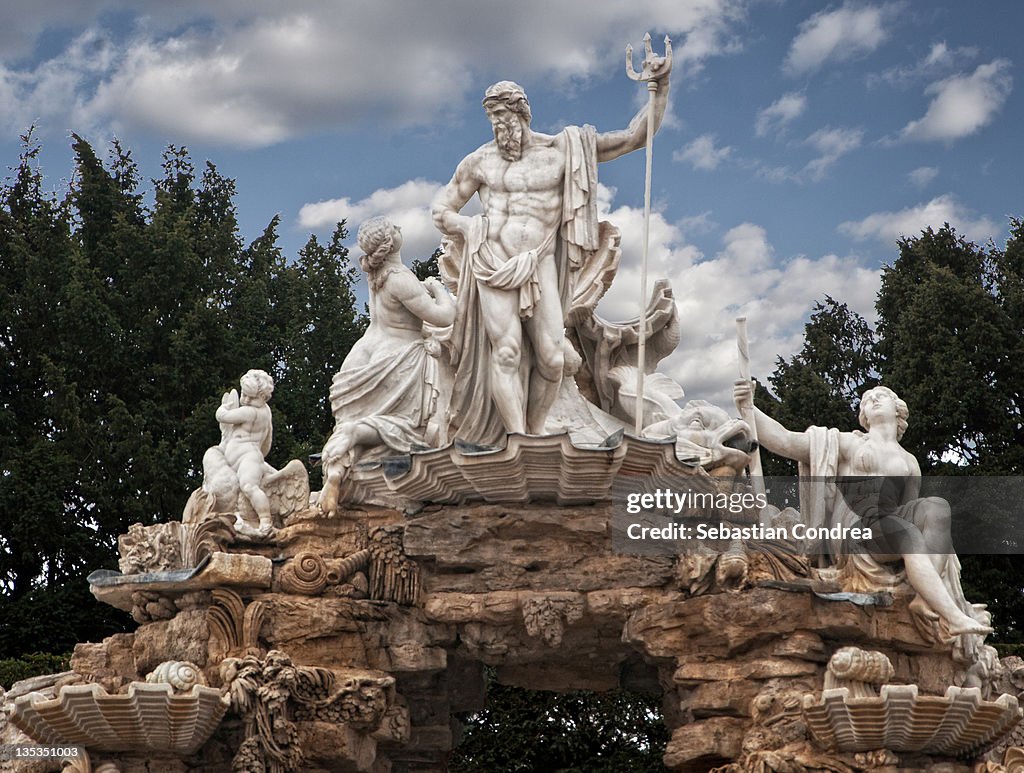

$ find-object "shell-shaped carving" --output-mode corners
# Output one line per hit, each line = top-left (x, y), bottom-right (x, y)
(146, 660), (206, 692)
(1004, 746), (1024, 773)
(803, 684), (1022, 758)
(280, 552), (329, 595)
(828, 647), (894, 685)
(341, 432), (712, 509)
(10, 682), (230, 755)
(334, 549), (371, 582)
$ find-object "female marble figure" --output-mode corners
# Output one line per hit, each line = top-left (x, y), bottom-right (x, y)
(319, 217), (456, 515)
(734, 381), (991, 638)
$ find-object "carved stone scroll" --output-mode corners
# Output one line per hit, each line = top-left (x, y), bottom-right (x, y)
(277, 549), (371, 596)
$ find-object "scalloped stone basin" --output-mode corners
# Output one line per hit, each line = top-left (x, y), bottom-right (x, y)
(341, 431), (718, 508)
(11, 682), (230, 755)
(803, 684), (1021, 758)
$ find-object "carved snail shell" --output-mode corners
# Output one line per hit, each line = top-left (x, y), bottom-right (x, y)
(828, 647), (894, 685)
(280, 551), (330, 594)
(146, 660), (206, 692)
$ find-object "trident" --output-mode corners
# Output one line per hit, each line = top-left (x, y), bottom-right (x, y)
(626, 33), (672, 435)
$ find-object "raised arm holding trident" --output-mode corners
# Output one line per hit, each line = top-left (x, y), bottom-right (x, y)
(432, 35), (671, 444)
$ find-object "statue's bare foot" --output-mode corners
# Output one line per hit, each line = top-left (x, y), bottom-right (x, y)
(258, 518), (274, 536)
(947, 616), (993, 636)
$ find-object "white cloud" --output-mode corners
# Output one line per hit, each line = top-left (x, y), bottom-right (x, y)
(899, 59), (1013, 143)
(596, 194), (879, 406)
(754, 92), (806, 137)
(754, 163), (795, 184)
(672, 133), (733, 170)
(907, 166), (939, 188)
(3, 0), (750, 147)
(0, 28), (117, 136)
(784, 3), (893, 76)
(678, 211), (717, 236)
(803, 126), (863, 181)
(869, 41), (980, 88)
(298, 179), (446, 260)
(754, 126), (863, 183)
(838, 194), (998, 245)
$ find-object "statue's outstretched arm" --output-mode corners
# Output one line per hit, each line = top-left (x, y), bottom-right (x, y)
(596, 62), (671, 162)
(733, 378), (811, 464)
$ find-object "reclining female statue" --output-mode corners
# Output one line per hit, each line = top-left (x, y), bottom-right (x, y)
(318, 217), (456, 515)
(734, 380), (991, 639)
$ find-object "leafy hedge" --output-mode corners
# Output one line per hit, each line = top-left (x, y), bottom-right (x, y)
(0, 652), (71, 690)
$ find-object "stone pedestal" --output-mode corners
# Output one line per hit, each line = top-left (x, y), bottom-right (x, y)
(3, 502), (1019, 772)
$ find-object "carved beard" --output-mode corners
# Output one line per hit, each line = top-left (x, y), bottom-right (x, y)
(493, 117), (523, 161)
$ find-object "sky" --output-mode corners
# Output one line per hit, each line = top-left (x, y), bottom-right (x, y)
(1, 1), (1020, 408)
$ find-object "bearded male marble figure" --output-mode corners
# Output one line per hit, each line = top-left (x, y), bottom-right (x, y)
(432, 66), (670, 444)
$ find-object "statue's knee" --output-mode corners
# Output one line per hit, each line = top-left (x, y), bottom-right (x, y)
(239, 481), (262, 498)
(325, 424), (354, 457)
(924, 496), (951, 524)
(494, 341), (521, 370)
(562, 341), (582, 375)
(536, 350), (564, 382)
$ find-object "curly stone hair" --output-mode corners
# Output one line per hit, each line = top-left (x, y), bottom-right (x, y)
(858, 386), (909, 440)
(482, 80), (532, 123)
(356, 216), (402, 292)
(240, 369), (274, 401)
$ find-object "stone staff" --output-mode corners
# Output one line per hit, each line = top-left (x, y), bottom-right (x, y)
(627, 33), (672, 434)
(735, 316), (765, 497)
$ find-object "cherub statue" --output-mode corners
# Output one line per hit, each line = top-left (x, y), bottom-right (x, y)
(196, 369), (308, 535)
(318, 216), (456, 515)
(734, 380), (992, 639)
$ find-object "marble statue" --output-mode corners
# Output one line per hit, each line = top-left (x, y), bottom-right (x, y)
(570, 278), (684, 429)
(319, 216), (456, 516)
(196, 370), (309, 535)
(733, 380), (992, 638)
(203, 369), (276, 533)
(432, 62), (670, 444)
(644, 399), (755, 476)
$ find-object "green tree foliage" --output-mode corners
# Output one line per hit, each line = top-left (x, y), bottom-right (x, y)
(272, 227), (367, 483)
(876, 225), (1023, 471)
(411, 247), (442, 281)
(450, 674), (669, 773)
(0, 134), (365, 658)
(765, 221), (1024, 642)
(760, 297), (879, 476)
(0, 652), (71, 688)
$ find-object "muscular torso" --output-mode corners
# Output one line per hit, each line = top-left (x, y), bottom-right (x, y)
(473, 135), (565, 258)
